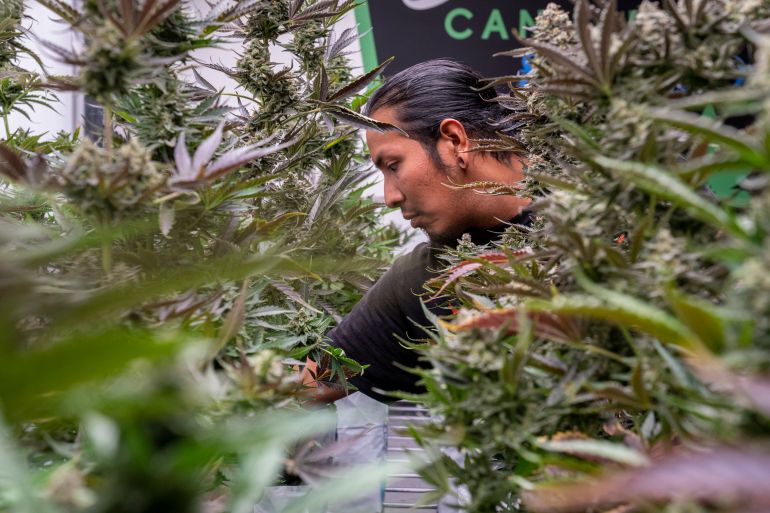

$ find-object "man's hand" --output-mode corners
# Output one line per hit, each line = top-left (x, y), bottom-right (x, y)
(299, 357), (349, 405)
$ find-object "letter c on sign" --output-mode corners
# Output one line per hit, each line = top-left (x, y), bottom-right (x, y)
(445, 8), (473, 40)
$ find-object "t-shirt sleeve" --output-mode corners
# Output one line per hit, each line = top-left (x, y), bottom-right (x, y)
(326, 243), (448, 402)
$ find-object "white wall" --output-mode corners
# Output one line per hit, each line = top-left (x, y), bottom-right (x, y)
(7, 0), (81, 138)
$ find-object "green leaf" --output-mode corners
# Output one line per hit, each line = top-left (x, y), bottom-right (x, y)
(593, 155), (751, 239)
(527, 276), (700, 351)
(551, 116), (601, 151)
(631, 359), (651, 407)
(649, 108), (767, 168)
(538, 439), (649, 466)
(665, 288), (726, 353)
(0, 327), (185, 422)
(674, 157), (749, 181)
(113, 110), (136, 123)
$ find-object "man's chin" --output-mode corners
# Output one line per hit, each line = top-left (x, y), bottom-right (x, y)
(426, 228), (464, 248)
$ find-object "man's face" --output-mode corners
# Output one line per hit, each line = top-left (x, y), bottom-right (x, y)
(366, 107), (472, 245)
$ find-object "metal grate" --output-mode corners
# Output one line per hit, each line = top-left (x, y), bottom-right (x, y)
(383, 401), (438, 513)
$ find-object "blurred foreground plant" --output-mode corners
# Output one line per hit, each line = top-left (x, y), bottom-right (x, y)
(0, 0), (406, 510)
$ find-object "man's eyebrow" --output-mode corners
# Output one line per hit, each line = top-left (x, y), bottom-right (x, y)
(373, 154), (384, 169)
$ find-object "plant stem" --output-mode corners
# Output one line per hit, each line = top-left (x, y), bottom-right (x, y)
(103, 105), (113, 159)
(2, 112), (10, 140)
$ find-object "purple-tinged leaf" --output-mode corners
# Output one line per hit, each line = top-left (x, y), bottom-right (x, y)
(327, 56), (393, 102)
(444, 307), (583, 345)
(321, 113), (334, 134)
(494, 47), (534, 59)
(269, 280), (321, 314)
(599, 0), (618, 79)
(575, 0), (605, 85)
(523, 447), (770, 513)
(291, 0), (337, 21)
(325, 26), (359, 62)
(192, 68), (216, 92)
(36, 39), (85, 65)
(690, 357), (770, 418)
(313, 102), (408, 136)
(288, 0), (306, 18)
(121, 0), (134, 32)
(202, 61), (239, 78)
(135, 0), (182, 36)
(217, 0), (265, 22)
(191, 121), (224, 179)
(173, 131), (192, 179)
(429, 262), (482, 298)
(513, 29), (601, 88)
(159, 202), (175, 237)
(35, 0), (81, 24)
(203, 137), (298, 182)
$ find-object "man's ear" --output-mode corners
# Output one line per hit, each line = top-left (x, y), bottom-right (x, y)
(438, 118), (470, 169)
(438, 118), (469, 146)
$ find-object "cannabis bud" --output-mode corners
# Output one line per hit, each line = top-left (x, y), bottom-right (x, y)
(83, 23), (144, 102)
(57, 138), (165, 214)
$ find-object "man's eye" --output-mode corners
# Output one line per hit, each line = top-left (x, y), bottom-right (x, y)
(387, 163), (399, 172)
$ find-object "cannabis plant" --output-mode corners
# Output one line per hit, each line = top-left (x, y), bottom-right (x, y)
(0, 0), (406, 510)
(409, 2), (770, 512)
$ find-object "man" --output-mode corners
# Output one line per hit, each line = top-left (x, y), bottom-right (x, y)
(306, 58), (530, 403)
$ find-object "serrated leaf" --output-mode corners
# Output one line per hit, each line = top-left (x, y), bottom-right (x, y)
(209, 280), (250, 360)
(325, 26), (358, 61)
(599, 0), (618, 79)
(327, 56), (393, 102)
(313, 102), (408, 136)
(649, 108), (766, 168)
(173, 131), (192, 179)
(526, 287), (699, 351)
(593, 155), (749, 239)
(203, 136), (298, 183)
(513, 29), (601, 88)
(192, 67), (216, 92)
(36, 0), (81, 24)
(269, 280), (321, 314)
(191, 120), (224, 178)
(575, 0), (605, 86)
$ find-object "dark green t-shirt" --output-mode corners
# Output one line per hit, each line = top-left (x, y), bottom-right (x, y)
(328, 211), (531, 402)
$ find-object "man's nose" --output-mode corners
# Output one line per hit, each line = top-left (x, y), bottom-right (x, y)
(382, 175), (404, 208)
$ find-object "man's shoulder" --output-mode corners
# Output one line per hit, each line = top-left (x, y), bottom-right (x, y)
(390, 242), (441, 278)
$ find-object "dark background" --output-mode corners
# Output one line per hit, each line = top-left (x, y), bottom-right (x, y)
(367, 0), (642, 77)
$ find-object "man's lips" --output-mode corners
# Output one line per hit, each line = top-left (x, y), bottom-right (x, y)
(402, 212), (422, 228)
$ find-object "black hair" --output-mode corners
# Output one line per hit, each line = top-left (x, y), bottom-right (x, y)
(364, 58), (514, 165)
